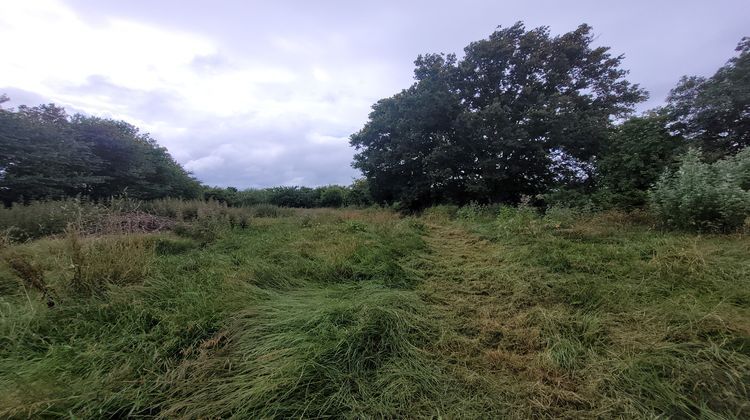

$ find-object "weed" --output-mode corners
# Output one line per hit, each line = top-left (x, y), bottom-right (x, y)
(1, 251), (54, 306)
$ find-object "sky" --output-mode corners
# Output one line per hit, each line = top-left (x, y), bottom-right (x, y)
(1, 1), (748, 188)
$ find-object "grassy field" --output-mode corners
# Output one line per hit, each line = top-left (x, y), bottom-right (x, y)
(1, 206), (748, 418)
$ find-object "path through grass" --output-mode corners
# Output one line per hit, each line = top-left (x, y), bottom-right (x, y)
(0, 208), (748, 418)
(418, 212), (750, 418)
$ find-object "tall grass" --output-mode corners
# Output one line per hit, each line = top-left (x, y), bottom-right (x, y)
(66, 228), (155, 295)
(0, 205), (747, 418)
(0, 198), (105, 241)
(0, 198), (292, 243)
(161, 286), (445, 418)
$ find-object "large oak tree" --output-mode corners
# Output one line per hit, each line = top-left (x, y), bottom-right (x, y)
(351, 22), (646, 208)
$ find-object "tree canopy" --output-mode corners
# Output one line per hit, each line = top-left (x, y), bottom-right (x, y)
(0, 103), (200, 205)
(351, 22), (647, 209)
(666, 38), (750, 161)
(597, 113), (684, 207)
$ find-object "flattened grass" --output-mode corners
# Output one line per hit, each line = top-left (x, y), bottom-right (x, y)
(0, 207), (748, 418)
(421, 208), (750, 418)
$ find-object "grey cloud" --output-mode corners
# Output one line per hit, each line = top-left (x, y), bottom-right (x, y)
(1, 87), (50, 109)
(4, 0), (749, 188)
(58, 75), (185, 121)
(170, 117), (359, 188)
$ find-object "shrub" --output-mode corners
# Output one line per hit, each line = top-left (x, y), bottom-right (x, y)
(649, 147), (750, 231)
(90, 212), (175, 235)
(316, 186), (347, 207)
(234, 189), (271, 206)
(266, 186), (319, 208)
(455, 202), (483, 221)
(346, 178), (373, 207)
(455, 202), (501, 221)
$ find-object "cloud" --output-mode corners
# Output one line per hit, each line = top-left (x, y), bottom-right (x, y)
(0, 0), (368, 187)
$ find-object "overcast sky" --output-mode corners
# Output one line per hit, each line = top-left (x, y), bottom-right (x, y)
(1, 1), (748, 188)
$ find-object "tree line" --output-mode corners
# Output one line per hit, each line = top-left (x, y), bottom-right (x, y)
(202, 180), (372, 208)
(351, 23), (749, 210)
(0, 98), (200, 206)
(1, 22), (748, 222)
(0, 97), (373, 208)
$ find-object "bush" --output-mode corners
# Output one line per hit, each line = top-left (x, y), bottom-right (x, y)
(317, 186), (347, 208)
(347, 178), (373, 207)
(422, 205), (459, 221)
(649, 148), (750, 231)
(266, 186), (319, 208)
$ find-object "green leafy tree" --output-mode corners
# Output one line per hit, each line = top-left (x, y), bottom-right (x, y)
(72, 115), (200, 200)
(666, 38), (750, 160)
(351, 54), (461, 208)
(267, 186), (319, 208)
(0, 99), (200, 205)
(351, 22), (646, 209)
(346, 178), (373, 207)
(597, 113), (684, 207)
(202, 186), (239, 205)
(317, 186), (347, 207)
(0, 104), (103, 204)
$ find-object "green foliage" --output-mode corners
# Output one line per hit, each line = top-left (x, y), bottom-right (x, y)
(455, 202), (503, 221)
(666, 38), (750, 160)
(247, 203), (293, 218)
(351, 22), (646, 209)
(192, 182), (374, 210)
(0, 198), (105, 241)
(542, 187), (605, 211)
(421, 204), (459, 220)
(598, 113), (684, 207)
(201, 186), (239, 204)
(0, 102), (201, 205)
(317, 185), (347, 207)
(266, 186), (319, 207)
(649, 147), (750, 231)
(347, 178), (373, 207)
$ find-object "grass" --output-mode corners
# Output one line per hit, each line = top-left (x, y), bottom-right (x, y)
(0, 205), (748, 418)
